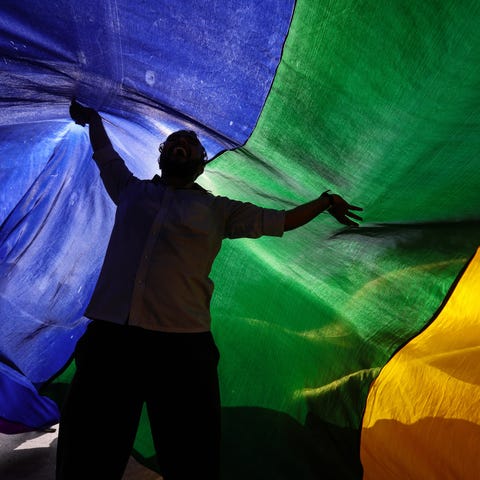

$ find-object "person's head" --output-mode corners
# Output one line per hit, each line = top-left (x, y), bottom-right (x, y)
(158, 130), (207, 183)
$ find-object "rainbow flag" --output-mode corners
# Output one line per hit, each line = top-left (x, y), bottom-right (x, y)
(1, 1), (479, 477)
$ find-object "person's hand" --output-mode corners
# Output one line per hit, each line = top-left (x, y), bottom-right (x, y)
(328, 194), (363, 227)
(69, 99), (96, 126)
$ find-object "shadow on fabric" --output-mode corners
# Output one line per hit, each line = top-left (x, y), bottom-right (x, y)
(132, 406), (363, 480)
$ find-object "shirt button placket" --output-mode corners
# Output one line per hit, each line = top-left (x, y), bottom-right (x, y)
(131, 188), (171, 328)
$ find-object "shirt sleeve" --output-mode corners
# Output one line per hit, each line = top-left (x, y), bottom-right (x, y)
(222, 198), (285, 239)
(92, 144), (135, 205)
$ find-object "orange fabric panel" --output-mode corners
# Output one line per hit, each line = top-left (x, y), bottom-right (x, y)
(361, 248), (480, 479)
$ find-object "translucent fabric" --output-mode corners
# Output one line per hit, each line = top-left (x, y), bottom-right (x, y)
(1, 1), (480, 478)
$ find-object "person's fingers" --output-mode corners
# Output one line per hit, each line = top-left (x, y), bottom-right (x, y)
(329, 200), (363, 227)
(332, 212), (359, 227)
(345, 218), (360, 227)
(346, 211), (363, 221)
(347, 204), (363, 211)
(69, 100), (89, 126)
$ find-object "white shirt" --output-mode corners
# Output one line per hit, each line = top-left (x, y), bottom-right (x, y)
(85, 145), (285, 332)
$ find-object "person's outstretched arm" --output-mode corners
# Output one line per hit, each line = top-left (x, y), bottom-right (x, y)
(69, 99), (111, 152)
(284, 191), (363, 231)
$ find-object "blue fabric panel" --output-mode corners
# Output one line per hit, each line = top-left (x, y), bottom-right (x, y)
(0, 362), (59, 431)
(0, 0), (294, 153)
(0, 125), (113, 385)
(0, 1), (294, 432)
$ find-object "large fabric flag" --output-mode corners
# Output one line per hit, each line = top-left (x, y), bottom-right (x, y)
(1, 1), (479, 478)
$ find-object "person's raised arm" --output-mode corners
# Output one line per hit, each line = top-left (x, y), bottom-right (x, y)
(69, 99), (135, 204)
(284, 191), (363, 231)
(69, 99), (111, 152)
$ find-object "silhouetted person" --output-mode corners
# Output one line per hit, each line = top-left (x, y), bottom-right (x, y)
(56, 99), (363, 480)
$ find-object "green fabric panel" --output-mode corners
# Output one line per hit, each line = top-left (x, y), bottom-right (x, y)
(209, 0), (480, 420)
(197, 1), (480, 477)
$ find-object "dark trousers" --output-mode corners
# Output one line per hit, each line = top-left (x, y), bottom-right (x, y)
(56, 320), (221, 480)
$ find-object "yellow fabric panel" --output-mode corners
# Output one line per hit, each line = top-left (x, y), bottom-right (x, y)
(361, 248), (480, 479)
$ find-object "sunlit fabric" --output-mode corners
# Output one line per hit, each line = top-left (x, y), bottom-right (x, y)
(361, 248), (480, 479)
(1, 0), (480, 478)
